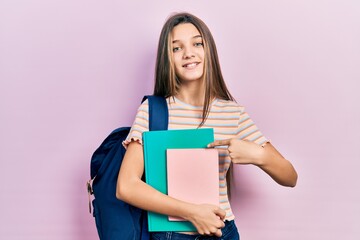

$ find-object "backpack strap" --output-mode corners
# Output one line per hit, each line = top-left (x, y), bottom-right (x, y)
(142, 95), (168, 131)
(140, 95), (168, 240)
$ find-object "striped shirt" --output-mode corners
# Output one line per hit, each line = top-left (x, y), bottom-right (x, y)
(123, 96), (268, 221)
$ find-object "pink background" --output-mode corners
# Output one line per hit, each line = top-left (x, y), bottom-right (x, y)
(1, 0), (359, 239)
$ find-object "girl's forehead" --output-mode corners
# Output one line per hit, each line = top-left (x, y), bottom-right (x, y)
(171, 23), (202, 42)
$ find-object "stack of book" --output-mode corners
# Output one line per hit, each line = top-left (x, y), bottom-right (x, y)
(143, 128), (219, 232)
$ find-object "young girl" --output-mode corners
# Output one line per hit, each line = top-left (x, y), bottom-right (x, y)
(116, 12), (298, 240)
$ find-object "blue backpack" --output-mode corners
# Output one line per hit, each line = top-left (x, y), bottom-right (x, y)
(87, 95), (168, 240)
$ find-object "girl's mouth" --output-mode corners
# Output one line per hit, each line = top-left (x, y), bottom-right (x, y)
(182, 62), (200, 69)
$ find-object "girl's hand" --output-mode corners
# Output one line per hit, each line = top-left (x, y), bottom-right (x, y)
(186, 204), (226, 237)
(208, 138), (264, 166)
(208, 139), (298, 187)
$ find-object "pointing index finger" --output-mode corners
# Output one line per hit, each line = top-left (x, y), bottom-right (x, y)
(207, 139), (231, 148)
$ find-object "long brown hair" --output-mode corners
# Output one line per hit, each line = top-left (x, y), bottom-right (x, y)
(154, 12), (235, 126)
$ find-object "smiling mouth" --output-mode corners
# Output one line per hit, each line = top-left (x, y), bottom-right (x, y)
(182, 62), (200, 69)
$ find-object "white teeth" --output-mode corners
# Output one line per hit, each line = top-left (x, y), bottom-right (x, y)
(184, 63), (197, 68)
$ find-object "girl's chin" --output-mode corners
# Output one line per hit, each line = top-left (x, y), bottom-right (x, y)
(178, 74), (204, 82)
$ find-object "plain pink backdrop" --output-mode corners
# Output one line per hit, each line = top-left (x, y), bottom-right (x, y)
(1, 0), (359, 239)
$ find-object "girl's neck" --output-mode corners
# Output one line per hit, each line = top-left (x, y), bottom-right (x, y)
(175, 81), (205, 106)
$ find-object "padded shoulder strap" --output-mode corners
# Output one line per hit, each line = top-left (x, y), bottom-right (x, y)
(142, 95), (168, 131)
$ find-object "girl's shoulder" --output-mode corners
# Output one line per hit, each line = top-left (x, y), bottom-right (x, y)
(213, 98), (245, 113)
(137, 99), (150, 112)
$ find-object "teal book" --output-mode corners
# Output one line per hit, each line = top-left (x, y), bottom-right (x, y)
(142, 128), (215, 232)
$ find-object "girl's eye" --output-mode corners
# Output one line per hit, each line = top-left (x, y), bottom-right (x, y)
(173, 47), (181, 52)
(195, 42), (203, 47)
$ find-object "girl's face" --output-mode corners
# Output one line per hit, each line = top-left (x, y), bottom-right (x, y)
(170, 23), (205, 84)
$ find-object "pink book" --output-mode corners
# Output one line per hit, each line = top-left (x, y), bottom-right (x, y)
(166, 148), (219, 221)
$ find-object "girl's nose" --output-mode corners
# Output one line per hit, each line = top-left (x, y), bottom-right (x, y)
(183, 47), (195, 59)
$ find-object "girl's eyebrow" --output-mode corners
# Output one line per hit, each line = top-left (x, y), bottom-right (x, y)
(172, 35), (202, 43)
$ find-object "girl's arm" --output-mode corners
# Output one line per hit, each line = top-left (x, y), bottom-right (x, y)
(208, 139), (298, 187)
(116, 141), (226, 236)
